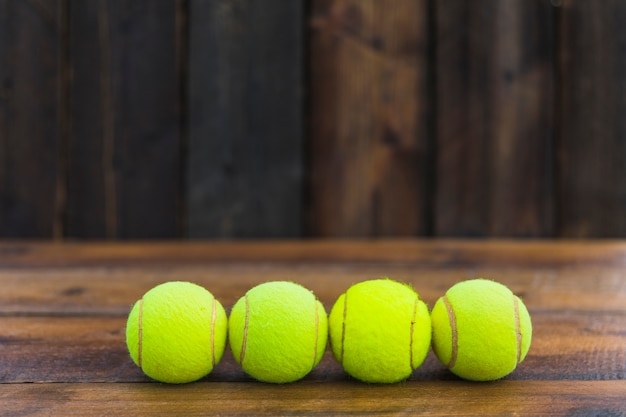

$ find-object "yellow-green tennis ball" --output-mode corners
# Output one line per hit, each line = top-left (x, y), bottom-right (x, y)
(431, 278), (533, 381)
(329, 278), (431, 383)
(126, 281), (228, 384)
(228, 281), (328, 383)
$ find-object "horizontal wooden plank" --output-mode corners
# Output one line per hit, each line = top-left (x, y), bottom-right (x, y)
(0, 308), (623, 383)
(0, 241), (624, 415)
(0, 381), (624, 416)
(1, 240), (626, 268)
(0, 264), (624, 315)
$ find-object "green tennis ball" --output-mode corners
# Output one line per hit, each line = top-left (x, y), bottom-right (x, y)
(126, 281), (228, 384)
(431, 278), (533, 381)
(328, 278), (431, 383)
(228, 281), (328, 383)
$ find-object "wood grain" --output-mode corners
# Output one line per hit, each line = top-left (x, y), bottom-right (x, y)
(435, 0), (555, 237)
(1, 310), (623, 383)
(0, 240), (624, 415)
(309, 0), (431, 237)
(0, 0), (62, 237)
(1, 240), (626, 268)
(0, 381), (626, 416)
(3, 2), (626, 241)
(1, 259), (625, 315)
(0, 381), (623, 417)
(67, 0), (181, 238)
(187, 0), (304, 238)
(558, 0), (626, 237)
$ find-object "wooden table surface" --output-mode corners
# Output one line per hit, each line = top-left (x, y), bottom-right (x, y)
(1, 240), (625, 416)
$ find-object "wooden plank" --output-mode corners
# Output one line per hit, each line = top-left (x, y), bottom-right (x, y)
(0, 262), (625, 316)
(558, 1), (626, 237)
(65, 0), (106, 237)
(1, 310), (624, 383)
(1, 381), (625, 416)
(0, 0), (62, 237)
(1, 240), (626, 268)
(435, 0), (555, 237)
(67, 0), (181, 238)
(0, 242), (624, 383)
(309, 0), (431, 237)
(187, 0), (304, 238)
(0, 241), (625, 415)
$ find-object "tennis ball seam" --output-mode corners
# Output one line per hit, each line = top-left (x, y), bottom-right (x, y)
(312, 299), (320, 370)
(138, 298), (144, 369)
(409, 296), (418, 370)
(339, 289), (348, 365)
(211, 297), (217, 367)
(514, 296), (521, 364)
(240, 294), (250, 365)
(442, 295), (458, 369)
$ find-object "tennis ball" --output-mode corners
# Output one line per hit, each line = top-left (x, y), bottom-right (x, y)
(431, 278), (532, 381)
(228, 281), (328, 383)
(328, 278), (431, 383)
(126, 281), (227, 384)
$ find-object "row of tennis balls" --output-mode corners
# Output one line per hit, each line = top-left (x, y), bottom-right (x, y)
(126, 278), (532, 384)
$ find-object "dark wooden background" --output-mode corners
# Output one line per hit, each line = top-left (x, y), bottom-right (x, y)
(0, 0), (624, 239)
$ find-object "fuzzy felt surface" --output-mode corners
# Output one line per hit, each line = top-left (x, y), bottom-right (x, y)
(329, 279), (431, 383)
(228, 281), (328, 383)
(431, 278), (533, 381)
(126, 281), (228, 384)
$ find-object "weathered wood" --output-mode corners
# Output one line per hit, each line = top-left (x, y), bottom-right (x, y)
(67, 0), (181, 238)
(558, 0), (626, 237)
(1, 310), (624, 383)
(3, 381), (626, 417)
(309, 0), (431, 237)
(0, 0), (62, 237)
(0, 240), (624, 415)
(187, 0), (304, 238)
(1, 240), (626, 268)
(435, 0), (555, 237)
(0, 260), (625, 315)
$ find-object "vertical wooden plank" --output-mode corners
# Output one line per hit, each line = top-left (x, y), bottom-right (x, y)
(309, 0), (431, 236)
(435, 0), (556, 237)
(187, 0), (304, 238)
(558, 1), (626, 237)
(66, 1), (105, 237)
(0, 0), (62, 237)
(309, 0), (431, 237)
(67, 0), (182, 238)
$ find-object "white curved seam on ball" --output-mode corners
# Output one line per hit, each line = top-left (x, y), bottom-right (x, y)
(312, 299), (320, 371)
(409, 296), (419, 371)
(211, 297), (217, 367)
(443, 295), (458, 369)
(138, 298), (144, 369)
(514, 296), (521, 364)
(240, 294), (250, 365)
(340, 291), (348, 365)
